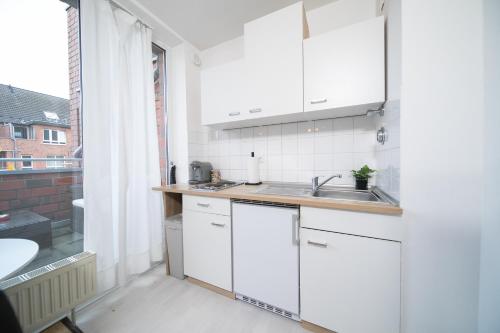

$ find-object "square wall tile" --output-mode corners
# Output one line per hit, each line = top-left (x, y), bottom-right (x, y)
(333, 117), (354, 135)
(314, 136), (334, 154)
(282, 154), (298, 171)
(298, 121), (315, 136)
(333, 135), (354, 153)
(314, 119), (333, 136)
(267, 124), (282, 138)
(314, 154), (334, 171)
(298, 136), (314, 155)
(282, 138), (298, 155)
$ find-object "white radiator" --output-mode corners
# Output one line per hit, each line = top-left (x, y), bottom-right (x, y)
(0, 251), (97, 332)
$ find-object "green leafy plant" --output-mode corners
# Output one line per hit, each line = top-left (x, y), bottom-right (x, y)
(351, 165), (376, 180)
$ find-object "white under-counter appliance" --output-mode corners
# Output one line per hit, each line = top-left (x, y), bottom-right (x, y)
(232, 200), (300, 320)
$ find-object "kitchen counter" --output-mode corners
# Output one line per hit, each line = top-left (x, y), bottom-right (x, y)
(153, 183), (403, 216)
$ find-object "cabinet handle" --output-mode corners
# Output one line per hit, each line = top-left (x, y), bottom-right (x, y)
(307, 240), (328, 247)
(310, 99), (327, 104)
(211, 222), (225, 227)
(249, 108), (262, 114)
(292, 214), (299, 245)
(197, 203), (210, 207)
(229, 112), (240, 116)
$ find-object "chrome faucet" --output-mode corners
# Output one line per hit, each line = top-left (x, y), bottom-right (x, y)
(311, 174), (342, 194)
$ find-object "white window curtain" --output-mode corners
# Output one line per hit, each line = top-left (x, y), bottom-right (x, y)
(80, 0), (163, 292)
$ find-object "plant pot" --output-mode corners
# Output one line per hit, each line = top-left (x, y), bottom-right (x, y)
(355, 179), (368, 190)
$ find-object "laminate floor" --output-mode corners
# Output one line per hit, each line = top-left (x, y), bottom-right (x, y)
(77, 264), (309, 333)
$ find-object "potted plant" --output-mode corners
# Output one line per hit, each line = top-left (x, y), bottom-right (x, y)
(351, 165), (375, 190)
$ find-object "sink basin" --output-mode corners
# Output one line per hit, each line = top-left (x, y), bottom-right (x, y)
(312, 189), (381, 202)
(254, 184), (384, 203)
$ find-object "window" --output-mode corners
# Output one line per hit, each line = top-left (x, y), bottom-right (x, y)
(44, 111), (60, 121)
(153, 44), (168, 185)
(14, 125), (31, 139)
(43, 129), (67, 144)
(0, 0), (83, 279)
(46, 155), (65, 169)
(0, 151), (6, 170)
(21, 155), (32, 169)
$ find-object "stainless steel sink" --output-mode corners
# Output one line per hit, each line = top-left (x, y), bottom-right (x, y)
(254, 183), (386, 203)
(311, 189), (381, 202)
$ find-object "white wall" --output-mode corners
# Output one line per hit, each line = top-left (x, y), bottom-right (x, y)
(401, 0), (484, 332)
(200, 36), (244, 70)
(374, 0), (401, 200)
(166, 44), (190, 183)
(200, 0), (379, 69)
(478, 0), (500, 331)
(306, 0), (377, 36)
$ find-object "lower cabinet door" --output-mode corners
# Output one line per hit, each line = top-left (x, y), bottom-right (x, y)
(300, 228), (400, 333)
(182, 210), (232, 291)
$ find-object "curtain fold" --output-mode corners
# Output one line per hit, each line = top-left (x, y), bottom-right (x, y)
(80, 0), (163, 292)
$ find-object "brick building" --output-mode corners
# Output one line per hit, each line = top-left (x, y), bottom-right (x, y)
(0, 84), (73, 170)
(67, 5), (82, 154)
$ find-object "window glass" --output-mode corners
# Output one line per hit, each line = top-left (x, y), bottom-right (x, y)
(0, 151), (6, 170)
(152, 44), (168, 185)
(14, 126), (28, 139)
(21, 155), (32, 169)
(0, 0), (83, 278)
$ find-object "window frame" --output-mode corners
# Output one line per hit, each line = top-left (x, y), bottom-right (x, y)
(21, 155), (33, 169)
(14, 125), (30, 139)
(46, 155), (65, 169)
(43, 129), (67, 145)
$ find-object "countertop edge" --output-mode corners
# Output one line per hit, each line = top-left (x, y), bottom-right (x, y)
(153, 186), (403, 216)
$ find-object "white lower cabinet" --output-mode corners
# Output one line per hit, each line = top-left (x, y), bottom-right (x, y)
(182, 207), (232, 291)
(300, 227), (401, 333)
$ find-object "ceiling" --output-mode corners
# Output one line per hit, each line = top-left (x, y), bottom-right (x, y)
(133, 0), (336, 50)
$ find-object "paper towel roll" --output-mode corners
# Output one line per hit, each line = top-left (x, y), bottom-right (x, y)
(247, 153), (260, 184)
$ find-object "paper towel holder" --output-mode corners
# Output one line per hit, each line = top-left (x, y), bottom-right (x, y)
(245, 152), (262, 186)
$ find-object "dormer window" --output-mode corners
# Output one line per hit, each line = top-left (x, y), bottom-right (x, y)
(44, 111), (60, 121)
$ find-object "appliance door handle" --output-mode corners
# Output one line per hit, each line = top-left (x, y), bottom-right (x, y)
(249, 108), (262, 114)
(310, 98), (328, 104)
(307, 240), (328, 248)
(229, 112), (240, 116)
(292, 214), (299, 245)
(211, 222), (225, 227)
(197, 203), (210, 208)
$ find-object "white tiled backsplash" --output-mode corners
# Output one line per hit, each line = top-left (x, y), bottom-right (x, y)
(188, 115), (380, 187)
(374, 100), (401, 200)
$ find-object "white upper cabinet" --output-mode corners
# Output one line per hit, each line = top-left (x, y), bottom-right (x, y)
(304, 16), (385, 114)
(201, 59), (245, 125)
(244, 1), (306, 119)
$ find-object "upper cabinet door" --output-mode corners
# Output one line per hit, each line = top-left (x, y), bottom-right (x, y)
(244, 1), (306, 119)
(304, 16), (385, 113)
(201, 59), (245, 126)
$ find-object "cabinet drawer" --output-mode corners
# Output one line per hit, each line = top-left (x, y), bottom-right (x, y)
(300, 206), (404, 242)
(182, 210), (232, 291)
(183, 195), (230, 216)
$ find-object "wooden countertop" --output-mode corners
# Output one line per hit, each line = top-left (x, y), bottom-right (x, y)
(153, 184), (403, 216)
